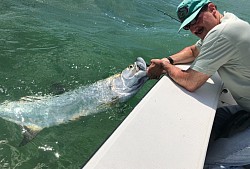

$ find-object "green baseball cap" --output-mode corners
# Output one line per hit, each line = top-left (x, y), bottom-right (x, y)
(177, 0), (211, 32)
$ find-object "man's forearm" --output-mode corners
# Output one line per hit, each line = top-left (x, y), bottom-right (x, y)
(162, 61), (210, 92)
(165, 45), (199, 65)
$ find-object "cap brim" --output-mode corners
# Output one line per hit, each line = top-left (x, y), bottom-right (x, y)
(178, 7), (203, 32)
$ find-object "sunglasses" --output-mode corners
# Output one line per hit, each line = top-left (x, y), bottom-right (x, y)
(183, 11), (201, 30)
(183, 3), (210, 30)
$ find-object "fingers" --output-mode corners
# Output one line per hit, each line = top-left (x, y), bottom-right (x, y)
(147, 58), (172, 79)
(150, 59), (162, 65)
(147, 60), (163, 79)
(161, 58), (170, 63)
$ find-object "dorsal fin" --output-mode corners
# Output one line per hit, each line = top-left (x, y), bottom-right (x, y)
(20, 96), (47, 102)
(19, 125), (42, 147)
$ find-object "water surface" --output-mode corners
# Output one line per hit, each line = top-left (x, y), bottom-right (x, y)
(0, 0), (249, 168)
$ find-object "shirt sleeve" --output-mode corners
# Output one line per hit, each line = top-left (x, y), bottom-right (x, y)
(195, 39), (202, 52)
(190, 32), (237, 76)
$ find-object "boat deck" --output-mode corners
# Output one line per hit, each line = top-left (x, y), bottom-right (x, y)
(83, 66), (224, 169)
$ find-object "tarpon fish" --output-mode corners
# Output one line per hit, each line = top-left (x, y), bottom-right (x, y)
(0, 57), (148, 146)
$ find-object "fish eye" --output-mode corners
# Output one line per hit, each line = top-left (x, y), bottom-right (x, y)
(128, 65), (134, 69)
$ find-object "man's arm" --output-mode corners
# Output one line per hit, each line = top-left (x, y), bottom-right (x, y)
(163, 61), (210, 92)
(147, 45), (210, 92)
(147, 44), (199, 78)
(162, 44), (199, 64)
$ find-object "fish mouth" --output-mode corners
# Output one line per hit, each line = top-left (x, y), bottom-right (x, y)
(135, 57), (147, 71)
(120, 57), (148, 89)
(131, 57), (148, 87)
(121, 57), (148, 84)
(112, 57), (148, 96)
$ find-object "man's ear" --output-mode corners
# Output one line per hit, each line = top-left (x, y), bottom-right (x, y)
(208, 3), (216, 11)
(208, 3), (217, 15)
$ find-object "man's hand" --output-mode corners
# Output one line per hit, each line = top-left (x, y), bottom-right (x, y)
(147, 59), (169, 79)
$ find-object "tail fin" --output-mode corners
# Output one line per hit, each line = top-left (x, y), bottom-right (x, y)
(19, 126), (42, 147)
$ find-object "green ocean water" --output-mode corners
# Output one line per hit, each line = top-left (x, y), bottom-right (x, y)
(0, 0), (249, 168)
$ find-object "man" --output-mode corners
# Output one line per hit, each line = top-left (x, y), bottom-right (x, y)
(147, 0), (250, 168)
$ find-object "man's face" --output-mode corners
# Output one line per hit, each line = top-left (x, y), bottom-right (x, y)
(189, 9), (219, 40)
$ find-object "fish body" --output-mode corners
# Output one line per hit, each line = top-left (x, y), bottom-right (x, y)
(0, 57), (148, 145)
(1, 77), (119, 129)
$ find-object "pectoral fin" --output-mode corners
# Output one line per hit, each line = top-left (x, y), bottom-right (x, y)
(97, 96), (119, 109)
(19, 125), (42, 147)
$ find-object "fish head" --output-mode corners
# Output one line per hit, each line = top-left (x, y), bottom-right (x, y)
(111, 57), (148, 102)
